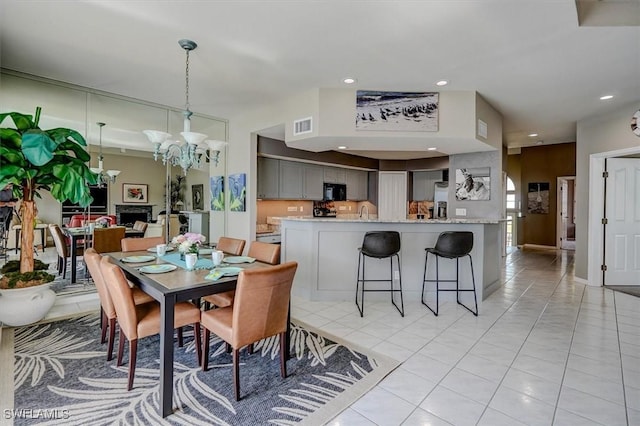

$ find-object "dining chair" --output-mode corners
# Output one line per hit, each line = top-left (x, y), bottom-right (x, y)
(48, 224), (83, 279)
(121, 236), (165, 252)
(100, 256), (202, 390)
(143, 223), (164, 238)
(132, 220), (148, 233)
(84, 248), (155, 360)
(216, 236), (246, 256)
(92, 227), (126, 253)
(201, 261), (298, 400)
(203, 241), (280, 309)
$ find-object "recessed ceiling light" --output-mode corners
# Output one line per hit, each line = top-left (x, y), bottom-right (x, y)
(600, 95), (613, 100)
(337, 146), (347, 150)
(436, 80), (448, 86)
(528, 133), (538, 137)
(427, 147), (437, 151)
(343, 78), (356, 84)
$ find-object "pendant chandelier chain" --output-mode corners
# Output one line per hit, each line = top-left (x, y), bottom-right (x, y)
(184, 48), (191, 114)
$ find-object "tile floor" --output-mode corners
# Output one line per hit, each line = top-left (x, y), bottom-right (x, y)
(5, 246), (639, 425)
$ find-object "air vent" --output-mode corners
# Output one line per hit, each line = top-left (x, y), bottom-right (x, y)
(293, 117), (313, 136)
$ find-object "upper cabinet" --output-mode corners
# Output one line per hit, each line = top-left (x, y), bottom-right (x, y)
(278, 160), (323, 200)
(257, 157), (280, 199)
(412, 170), (445, 201)
(324, 167), (346, 184)
(346, 169), (368, 200)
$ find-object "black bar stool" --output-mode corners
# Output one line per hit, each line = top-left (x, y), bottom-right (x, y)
(421, 231), (478, 316)
(356, 231), (404, 317)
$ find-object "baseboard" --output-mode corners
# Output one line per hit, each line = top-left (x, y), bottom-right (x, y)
(523, 244), (558, 250)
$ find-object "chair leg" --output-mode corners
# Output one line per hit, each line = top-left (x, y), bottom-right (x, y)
(107, 318), (116, 361)
(201, 328), (210, 371)
(127, 339), (138, 391)
(233, 348), (240, 401)
(247, 343), (254, 355)
(62, 256), (67, 279)
(193, 323), (202, 366)
(225, 342), (232, 353)
(100, 310), (108, 344)
(279, 332), (287, 378)
(177, 327), (184, 347)
(117, 329), (126, 366)
(455, 254), (478, 316)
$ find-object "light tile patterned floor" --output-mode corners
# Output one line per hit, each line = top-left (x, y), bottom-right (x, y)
(7, 246), (638, 425)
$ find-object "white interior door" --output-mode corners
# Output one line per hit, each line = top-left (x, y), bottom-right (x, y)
(604, 158), (640, 286)
(378, 172), (407, 220)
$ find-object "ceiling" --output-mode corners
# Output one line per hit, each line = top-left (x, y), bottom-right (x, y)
(1, 1), (638, 159)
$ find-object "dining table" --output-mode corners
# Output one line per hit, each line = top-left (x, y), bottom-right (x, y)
(107, 249), (285, 418)
(62, 227), (146, 283)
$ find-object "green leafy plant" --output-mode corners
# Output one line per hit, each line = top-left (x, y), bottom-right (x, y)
(1, 259), (48, 274)
(0, 107), (97, 275)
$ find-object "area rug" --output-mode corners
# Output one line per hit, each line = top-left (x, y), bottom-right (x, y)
(9, 313), (398, 425)
(47, 258), (95, 296)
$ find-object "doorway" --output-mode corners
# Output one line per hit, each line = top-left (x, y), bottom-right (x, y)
(556, 176), (576, 250)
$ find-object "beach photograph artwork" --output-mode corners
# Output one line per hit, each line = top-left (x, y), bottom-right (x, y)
(356, 91), (438, 131)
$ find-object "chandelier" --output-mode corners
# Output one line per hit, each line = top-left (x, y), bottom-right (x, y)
(143, 39), (227, 174)
(90, 122), (121, 187)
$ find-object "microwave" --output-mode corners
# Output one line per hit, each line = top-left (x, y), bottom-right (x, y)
(323, 183), (347, 201)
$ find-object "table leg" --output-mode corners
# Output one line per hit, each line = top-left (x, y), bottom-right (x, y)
(70, 235), (77, 283)
(159, 295), (176, 418)
(40, 228), (45, 251)
(15, 229), (19, 254)
(286, 301), (291, 361)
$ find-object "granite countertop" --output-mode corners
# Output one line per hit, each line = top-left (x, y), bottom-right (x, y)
(280, 217), (505, 224)
(255, 231), (281, 237)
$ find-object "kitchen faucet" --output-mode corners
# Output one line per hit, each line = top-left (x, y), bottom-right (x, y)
(359, 204), (369, 220)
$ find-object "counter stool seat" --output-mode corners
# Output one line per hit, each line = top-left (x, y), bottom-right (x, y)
(421, 231), (478, 316)
(356, 231), (404, 317)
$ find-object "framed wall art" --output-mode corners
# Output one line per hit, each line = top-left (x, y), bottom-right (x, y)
(356, 90), (439, 131)
(455, 168), (491, 201)
(228, 173), (246, 212)
(192, 184), (204, 210)
(210, 176), (224, 211)
(527, 182), (550, 214)
(122, 183), (148, 203)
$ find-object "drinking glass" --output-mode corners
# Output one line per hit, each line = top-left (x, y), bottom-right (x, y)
(156, 244), (167, 256)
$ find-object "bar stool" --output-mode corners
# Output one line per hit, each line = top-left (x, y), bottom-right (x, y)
(421, 231), (478, 316)
(356, 231), (404, 317)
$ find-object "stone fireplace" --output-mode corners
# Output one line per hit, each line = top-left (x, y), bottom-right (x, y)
(116, 204), (152, 227)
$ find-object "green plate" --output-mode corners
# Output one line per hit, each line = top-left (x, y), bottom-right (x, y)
(139, 264), (177, 274)
(216, 266), (243, 276)
(121, 255), (156, 263)
(223, 256), (256, 264)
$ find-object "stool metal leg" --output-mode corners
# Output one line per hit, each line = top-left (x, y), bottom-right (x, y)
(422, 251), (440, 316)
(355, 251), (365, 317)
(390, 253), (404, 317)
(455, 254), (478, 316)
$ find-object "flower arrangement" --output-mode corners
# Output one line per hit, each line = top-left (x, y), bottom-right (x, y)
(95, 216), (111, 228)
(172, 232), (206, 254)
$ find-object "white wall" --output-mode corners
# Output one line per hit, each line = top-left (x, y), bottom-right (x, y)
(575, 101), (640, 281)
(449, 151), (503, 219)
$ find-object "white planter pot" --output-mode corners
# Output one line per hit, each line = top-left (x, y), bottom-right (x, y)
(0, 283), (56, 326)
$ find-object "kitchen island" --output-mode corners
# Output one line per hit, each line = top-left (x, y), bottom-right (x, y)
(280, 218), (504, 310)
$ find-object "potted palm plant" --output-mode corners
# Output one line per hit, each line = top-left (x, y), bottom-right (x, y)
(0, 106), (97, 325)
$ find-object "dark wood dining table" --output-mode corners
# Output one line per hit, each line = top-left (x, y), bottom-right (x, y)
(62, 227), (146, 283)
(107, 250), (280, 418)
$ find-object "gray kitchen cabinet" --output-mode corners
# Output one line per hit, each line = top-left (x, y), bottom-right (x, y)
(257, 157), (280, 199)
(279, 160), (303, 199)
(412, 170), (443, 201)
(324, 167), (346, 184)
(303, 165), (324, 200)
(346, 169), (368, 200)
(279, 160), (324, 200)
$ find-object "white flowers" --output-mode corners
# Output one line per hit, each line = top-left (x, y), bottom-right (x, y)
(171, 232), (206, 253)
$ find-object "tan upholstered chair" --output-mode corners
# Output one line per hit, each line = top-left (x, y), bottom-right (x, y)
(216, 237), (246, 256)
(49, 224), (83, 279)
(92, 227), (126, 253)
(100, 256), (202, 390)
(201, 261), (297, 400)
(121, 236), (165, 252)
(84, 248), (155, 360)
(132, 221), (148, 233)
(204, 241), (280, 309)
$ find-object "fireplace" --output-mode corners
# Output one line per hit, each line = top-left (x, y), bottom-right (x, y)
(116, 205), (152, 227)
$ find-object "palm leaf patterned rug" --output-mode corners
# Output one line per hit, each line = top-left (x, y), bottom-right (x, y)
(10, 313), (398, 425)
